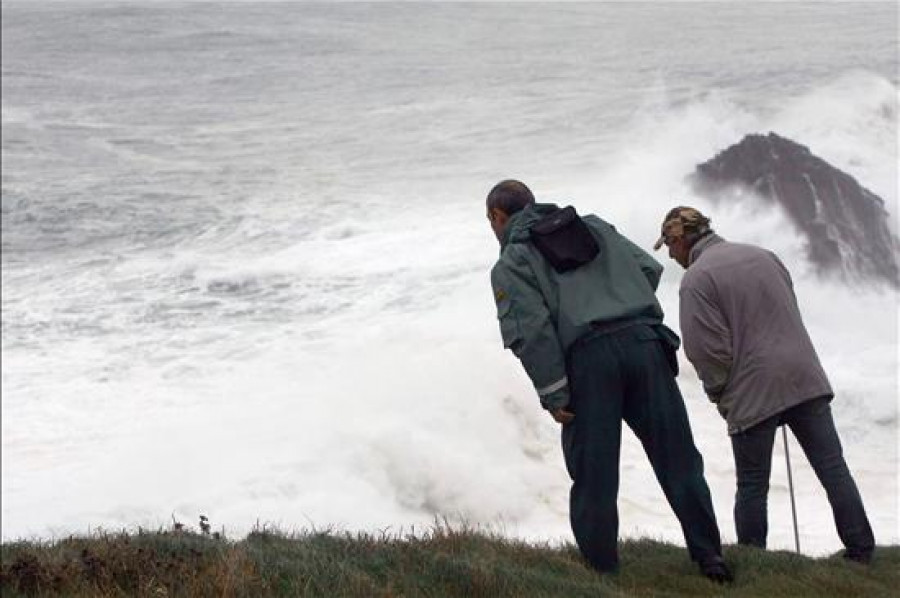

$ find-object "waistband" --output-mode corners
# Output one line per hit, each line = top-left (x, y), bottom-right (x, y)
(589, 316), (659, 336)
(567, 316), (661, 357)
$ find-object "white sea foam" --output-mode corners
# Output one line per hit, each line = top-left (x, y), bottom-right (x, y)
(2, 2), (897, 556)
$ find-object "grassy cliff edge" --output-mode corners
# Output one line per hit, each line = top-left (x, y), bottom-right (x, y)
(2, 524), (897, 597)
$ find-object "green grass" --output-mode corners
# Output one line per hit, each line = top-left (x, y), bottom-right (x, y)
(1, 523), (897, 597)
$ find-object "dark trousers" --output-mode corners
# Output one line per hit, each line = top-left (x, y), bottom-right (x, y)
(561, 325), (722, 572)
(731, 397), (874, 556)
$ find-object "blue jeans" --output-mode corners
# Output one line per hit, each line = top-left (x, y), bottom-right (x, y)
(730, 397), (874, 557)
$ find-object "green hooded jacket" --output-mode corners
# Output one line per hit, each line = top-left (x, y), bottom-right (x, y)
(491, 203), (671, 410)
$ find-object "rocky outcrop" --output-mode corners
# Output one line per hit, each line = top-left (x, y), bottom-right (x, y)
(690, 132), (899, 287)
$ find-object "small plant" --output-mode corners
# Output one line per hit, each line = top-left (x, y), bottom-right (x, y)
(199, 515), (210, 536)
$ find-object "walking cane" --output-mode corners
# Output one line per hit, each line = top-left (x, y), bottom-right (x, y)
(782, 425), (801, 553)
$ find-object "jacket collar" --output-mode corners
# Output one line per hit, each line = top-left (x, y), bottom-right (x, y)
(500, 209), (526, 249)
(688, 233), (725, 266)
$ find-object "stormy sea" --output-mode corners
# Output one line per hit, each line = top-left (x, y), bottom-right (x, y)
(2, 1), (897, 556)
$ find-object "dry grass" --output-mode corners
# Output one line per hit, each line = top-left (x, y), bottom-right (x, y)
(2, 522), (898, 597)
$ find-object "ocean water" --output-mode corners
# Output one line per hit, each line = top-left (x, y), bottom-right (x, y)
(2, 1), (898, 555)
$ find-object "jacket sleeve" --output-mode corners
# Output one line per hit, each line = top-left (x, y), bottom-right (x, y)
(679, 278), (732, 402)
(491, 257), (569, 410)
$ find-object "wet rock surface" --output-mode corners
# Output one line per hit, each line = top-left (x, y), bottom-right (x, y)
(690, 132), (899, 286)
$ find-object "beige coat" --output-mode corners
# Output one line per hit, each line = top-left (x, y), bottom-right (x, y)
(679, 234), (833, 434)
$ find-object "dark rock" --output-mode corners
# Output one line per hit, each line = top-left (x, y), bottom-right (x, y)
(690, 132), (899, 287)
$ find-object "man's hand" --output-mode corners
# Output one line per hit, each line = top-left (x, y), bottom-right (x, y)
(550, 407), (575, 425)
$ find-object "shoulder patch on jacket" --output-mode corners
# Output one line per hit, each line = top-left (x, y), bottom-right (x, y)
(494, 287), (507, 303)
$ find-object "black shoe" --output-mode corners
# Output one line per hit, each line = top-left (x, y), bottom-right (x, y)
(699, 557), (734, 584)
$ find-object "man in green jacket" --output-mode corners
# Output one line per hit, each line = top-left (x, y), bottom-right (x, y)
(487, 180), (730, 582)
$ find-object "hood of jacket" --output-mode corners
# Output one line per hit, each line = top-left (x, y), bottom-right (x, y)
(500, 203), (561, 250)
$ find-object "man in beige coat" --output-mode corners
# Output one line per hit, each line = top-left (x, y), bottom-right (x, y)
(655, 206), (874, 564)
